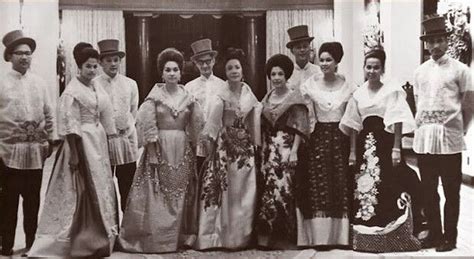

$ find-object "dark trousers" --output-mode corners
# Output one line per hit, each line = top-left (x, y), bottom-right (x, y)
(111, 162), (136, 211)
(0, 162), (42, 251)
(418, 153), (462, 244)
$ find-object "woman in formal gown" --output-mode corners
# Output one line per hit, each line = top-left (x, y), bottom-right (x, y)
(29, 42), (119, 257)
(195, 48), (262, 250)
(118, 48), (203, 253)
(339, 48), (421, 252)
(297, 42), (355, 247)
(256, 54), (309, 249)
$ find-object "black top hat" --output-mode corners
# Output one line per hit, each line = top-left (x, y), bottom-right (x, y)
(420, 16), (451, 41)
(190, 39), (218, 60)
(97, 39), (125, 58)
(2, 30), (36, 61)
(286, 25), (314, 49)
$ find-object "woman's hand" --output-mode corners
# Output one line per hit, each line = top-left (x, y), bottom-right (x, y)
(349, 151), (356, 166)
(147, 142), (159, 165)
(392, 148), (401, 167)
(205, 139), (216, 155)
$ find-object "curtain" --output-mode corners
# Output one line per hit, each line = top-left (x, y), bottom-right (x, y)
(61, 9), (125, 84)
(266, 9), (334, 91)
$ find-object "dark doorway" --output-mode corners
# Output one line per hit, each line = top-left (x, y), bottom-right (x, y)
(125, 13), (266, 102)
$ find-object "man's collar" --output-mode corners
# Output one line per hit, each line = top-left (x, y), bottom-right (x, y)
(294, 62), (310, 71)
(9, 68), (28, 79)
(432, 54), (449, 65)
(199, 73), (214, 81)
(104, 72), (119, 82)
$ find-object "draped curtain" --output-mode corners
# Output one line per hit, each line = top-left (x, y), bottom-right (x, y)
(266, 9), (334, 91)
(61, 9), (125, 84)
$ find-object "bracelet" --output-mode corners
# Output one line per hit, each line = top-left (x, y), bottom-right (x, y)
(392, 148), (401, 152)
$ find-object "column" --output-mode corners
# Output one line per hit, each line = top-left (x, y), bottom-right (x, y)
(334, 0), (365, 86)
(134, 13), (152, 103)
(243, 12), (265, 99)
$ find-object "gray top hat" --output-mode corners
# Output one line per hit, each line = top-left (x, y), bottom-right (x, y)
(286, 25), (314, 49)
(190, 39), (218, 60)
(420, 16), (451, 41)
(2, 30), (36, 61)
(97, 39), (125, 58)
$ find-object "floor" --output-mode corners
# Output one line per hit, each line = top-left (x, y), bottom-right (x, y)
(2, 148), (473, 258)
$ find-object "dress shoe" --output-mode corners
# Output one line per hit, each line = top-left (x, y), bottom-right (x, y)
(420, 236), (441, 249)
(436, 240), (456, 252)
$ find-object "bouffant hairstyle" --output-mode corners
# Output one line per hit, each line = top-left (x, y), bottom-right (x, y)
(364, 47), (386, 71)
(223, 47), (246, 68)
(265, 54), (294, 80)
(73, 42), (99, 68)
(318, 42), (344, 63)
(157, 48), (184, 75)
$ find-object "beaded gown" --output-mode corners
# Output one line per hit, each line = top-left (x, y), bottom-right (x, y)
(118, 84), (204, 253)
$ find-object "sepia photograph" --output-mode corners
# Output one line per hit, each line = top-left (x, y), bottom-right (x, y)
(0, 0), (473, 258)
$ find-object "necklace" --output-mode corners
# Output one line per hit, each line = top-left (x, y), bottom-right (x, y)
(163, 85), (182, 119)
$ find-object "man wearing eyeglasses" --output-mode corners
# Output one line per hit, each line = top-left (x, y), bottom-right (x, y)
(185, 39), (224, 168)
(0, 30), (54, 256)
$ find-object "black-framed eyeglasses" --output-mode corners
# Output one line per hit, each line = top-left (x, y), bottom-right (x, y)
(196, 59), (213, 66)
(12, 51), (32, 56)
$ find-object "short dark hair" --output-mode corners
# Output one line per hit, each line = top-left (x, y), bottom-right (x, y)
(223, 47), (246, 69)
(73, 42), (99, 68)
(157, 48), (184, 75)
(265, 54), (294, 80)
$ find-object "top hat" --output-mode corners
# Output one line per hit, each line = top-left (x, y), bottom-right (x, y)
(420, 16), (451, 41)
(2, 30), (36, 61)
(286, 25), (314, 49)
(97, 39), (125, 58)
(190, 39), (218, 60)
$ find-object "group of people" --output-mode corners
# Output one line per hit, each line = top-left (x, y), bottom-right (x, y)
(0, 14), (472, 257)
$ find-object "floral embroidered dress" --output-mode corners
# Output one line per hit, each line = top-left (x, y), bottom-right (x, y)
(29, 78), (119, 257)
(118, 84), (204, 253)
(339, 80), (418, 251)
(0, 69), (54, 170)
(257, 88), (309, 249)
(297, 78), (356, 246)
(195, 82), (262, 250)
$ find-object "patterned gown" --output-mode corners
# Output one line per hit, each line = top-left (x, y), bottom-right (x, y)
(118, 84), (203, 253)
(195, 82), (261, 250)
(29, 78), (119, 257)
(257, 88), (309, 249)
(297, 79), (356, 246)
(340, 80), (421, 252)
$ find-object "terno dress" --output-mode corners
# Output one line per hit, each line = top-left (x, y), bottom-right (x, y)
(195, 82), (261, 250)
(118, 84), (204, 253)
(297, 78), (357, 246)
(29, 78), (119, 257)
(257, 88), (309, 249)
